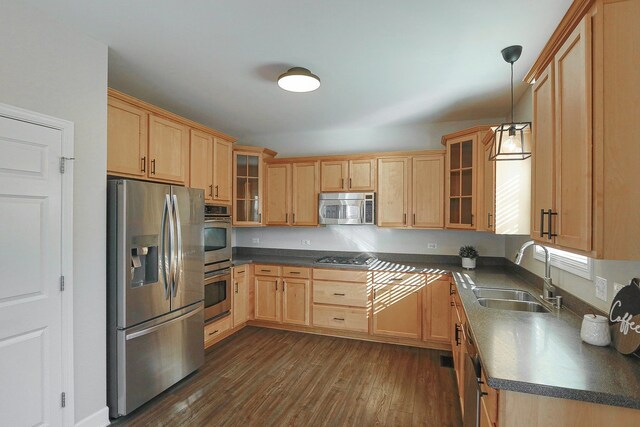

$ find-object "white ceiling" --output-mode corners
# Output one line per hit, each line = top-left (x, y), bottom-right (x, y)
(28, 0), (571, 141)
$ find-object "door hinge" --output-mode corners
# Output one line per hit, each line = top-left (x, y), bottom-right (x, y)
(61, 392), (66, 408)
(60, 276), (65, 291)
(59, 156), (75, 174)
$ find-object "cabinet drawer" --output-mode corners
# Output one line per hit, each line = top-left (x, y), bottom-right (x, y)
(313, 268), (368, 282)
(313, 280), (368, 307)
(233, 265), (247, 278)
(254, 265), (281, 277)
(373, 272), (424, 286)
(282, 266), (310, 279)
(204, 315), (231, 344)
(312, 305), (368, 332)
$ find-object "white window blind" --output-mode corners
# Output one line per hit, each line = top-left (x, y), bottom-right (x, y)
(534, 246), (592, 280)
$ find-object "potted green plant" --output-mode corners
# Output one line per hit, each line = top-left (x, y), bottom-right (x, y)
(459, 245), (479, 270)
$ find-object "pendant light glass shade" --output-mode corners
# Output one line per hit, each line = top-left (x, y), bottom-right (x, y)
(277, 67), (320, 93)
(490, 45), (531, 161)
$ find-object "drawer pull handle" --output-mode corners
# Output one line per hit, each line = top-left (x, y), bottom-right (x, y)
(390, 278), (403, 282)
(333, 293), (346, 296)
(289, 271), (300, 274)
(208, 330), (219, 336)
(333, 317), (345, 321)
(260, 269), (271, 272)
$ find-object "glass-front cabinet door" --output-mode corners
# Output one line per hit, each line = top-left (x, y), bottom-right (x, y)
(445, 134), (477, 229)
(233, 151), (262, 225)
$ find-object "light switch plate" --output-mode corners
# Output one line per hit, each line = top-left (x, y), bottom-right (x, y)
(613, 282), (625, 296)
(252, 238), (260, 244)
(595, 276), (608, 301)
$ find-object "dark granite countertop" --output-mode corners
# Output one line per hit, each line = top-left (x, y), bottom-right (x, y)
(232, 249), (640, 410)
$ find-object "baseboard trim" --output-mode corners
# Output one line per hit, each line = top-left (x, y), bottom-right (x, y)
(75, 406), (109, 427)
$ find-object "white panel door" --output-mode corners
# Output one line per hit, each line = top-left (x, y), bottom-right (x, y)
(0, 115), (63, 426)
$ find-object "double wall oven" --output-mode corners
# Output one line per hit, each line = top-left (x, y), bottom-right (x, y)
(203, 204), (232, 322)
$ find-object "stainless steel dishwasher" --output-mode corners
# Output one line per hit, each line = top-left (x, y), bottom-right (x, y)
(463, 324), (483, 427)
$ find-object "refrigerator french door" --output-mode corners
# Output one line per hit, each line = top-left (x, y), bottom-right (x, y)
(107, 179), (205, 418)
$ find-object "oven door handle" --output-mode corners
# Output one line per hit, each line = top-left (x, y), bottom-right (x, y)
(205, 268), (231, 281)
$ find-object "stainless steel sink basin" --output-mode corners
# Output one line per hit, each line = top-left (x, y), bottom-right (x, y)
(477, 297), (550, 313)
(472, 287), (537, 302)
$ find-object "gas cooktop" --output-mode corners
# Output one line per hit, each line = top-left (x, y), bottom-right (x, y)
(315, 255), (375, 266)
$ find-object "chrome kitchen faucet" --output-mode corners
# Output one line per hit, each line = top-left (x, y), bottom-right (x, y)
(514, 240), (562, 309)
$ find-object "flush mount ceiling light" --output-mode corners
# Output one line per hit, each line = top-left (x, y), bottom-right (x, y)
(277, 67), (320, 93)
(489, 45), (532, 161)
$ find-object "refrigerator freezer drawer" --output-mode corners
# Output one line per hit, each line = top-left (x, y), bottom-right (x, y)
(111, 303), (204, 418)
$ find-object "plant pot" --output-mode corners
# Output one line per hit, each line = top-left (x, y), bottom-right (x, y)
(461, 257), (476, 270)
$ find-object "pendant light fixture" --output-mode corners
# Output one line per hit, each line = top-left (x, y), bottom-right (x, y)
(277, 67), (321, 93)
(489, 45), (532, 161)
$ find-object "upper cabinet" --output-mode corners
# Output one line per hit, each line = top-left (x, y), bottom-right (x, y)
(443, 128), (487, 230)
(107, 89), (236, 187)
(107, 97), (148, 178)
(264, 160), (319, 226)
(234, 150), (263, 226)
(412, 154), (445, 228)
(320, 159), (375, 192)
(377, 157), (410, 227)
(148, 115), (189, 183)
(526, 0), (639, 259)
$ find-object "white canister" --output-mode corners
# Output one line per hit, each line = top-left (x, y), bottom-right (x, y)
(461, 257), (476, 270)
(580, 314), (611, 346)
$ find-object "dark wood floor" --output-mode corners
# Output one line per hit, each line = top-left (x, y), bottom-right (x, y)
(111, 327), (462, 427)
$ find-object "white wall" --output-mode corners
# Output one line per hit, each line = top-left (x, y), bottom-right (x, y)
(241, 117), (505, 156)
(235, 226), (505, 257)
(505, 87), (640, 312)
(0, 2), (108, 424)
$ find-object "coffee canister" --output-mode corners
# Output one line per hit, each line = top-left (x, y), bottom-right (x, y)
(580, 314), (611, 346)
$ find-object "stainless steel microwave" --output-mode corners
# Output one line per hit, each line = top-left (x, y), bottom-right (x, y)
(318, 192), (375, 225)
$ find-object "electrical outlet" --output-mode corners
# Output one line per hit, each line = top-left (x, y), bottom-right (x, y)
(595, 276), (608, 301)
(301, 239), (311, 246)
(252, 238), (260, 244)
(427, 243), (437, 249)
(613, 282), (625, 296)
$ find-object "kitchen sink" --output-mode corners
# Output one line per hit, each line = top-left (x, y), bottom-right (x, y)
(472, 287), (537, 302)
(476, 297), (550, 313)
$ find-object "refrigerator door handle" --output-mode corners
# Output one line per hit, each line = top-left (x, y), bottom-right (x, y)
(125, 304), (202, 340)
(167, 193), (176, 297)
(160, 194), (171, 299)
(171, 194), (183, 298)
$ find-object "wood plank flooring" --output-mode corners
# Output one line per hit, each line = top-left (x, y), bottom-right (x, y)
(111, 327), (462, 427)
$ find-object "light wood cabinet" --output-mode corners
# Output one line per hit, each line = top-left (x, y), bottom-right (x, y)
(107, 97), (148, 178)
(232, 266), (248, 327)
(423, 279), (452, 344)
(108, 90), (235, 189)
(377, 157), (410, 227)
(477, 131), (531, 235)
(254, 276), (279, 322)
(265, 163), (290, 225)
(148, 114), (189, 183)
(291, 162), (319, 225)
(531, 63), (556, 242)
(204, 315), (232, 348)
(190, 129), (214, 200)
(264, 160), (319, 226)
(371, 273), (422, 340)
(234, 151), (263, 225)
(282, 278), (310, 326)
(320, 159), (375, 192)
(312, 268), (369, 333)
(411, 154), (444, 228)
(312, 305), (368, 332)
(213, 139), (233, 204)
(254, 265), (310, 326)
(526, 0), (640, 259)
(443, 128), (487, 230)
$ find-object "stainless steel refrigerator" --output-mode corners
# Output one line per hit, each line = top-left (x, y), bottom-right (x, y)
(107, 179), (205, 418)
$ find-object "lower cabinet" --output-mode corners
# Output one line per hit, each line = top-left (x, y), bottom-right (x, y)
(422, 279), (452, 343)
(204, 314), (232, 348)
(312, 269), (369, 333)
(372, 275), (422, 340)
(254, 265), (310, 326)
(232, 265), (248, 327)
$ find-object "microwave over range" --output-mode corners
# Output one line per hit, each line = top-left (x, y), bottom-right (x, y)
(204, 204), (232, 321)
(318, 192), (375, 225)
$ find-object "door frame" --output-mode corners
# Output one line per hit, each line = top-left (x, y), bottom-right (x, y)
(0, 102), (75, 425)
